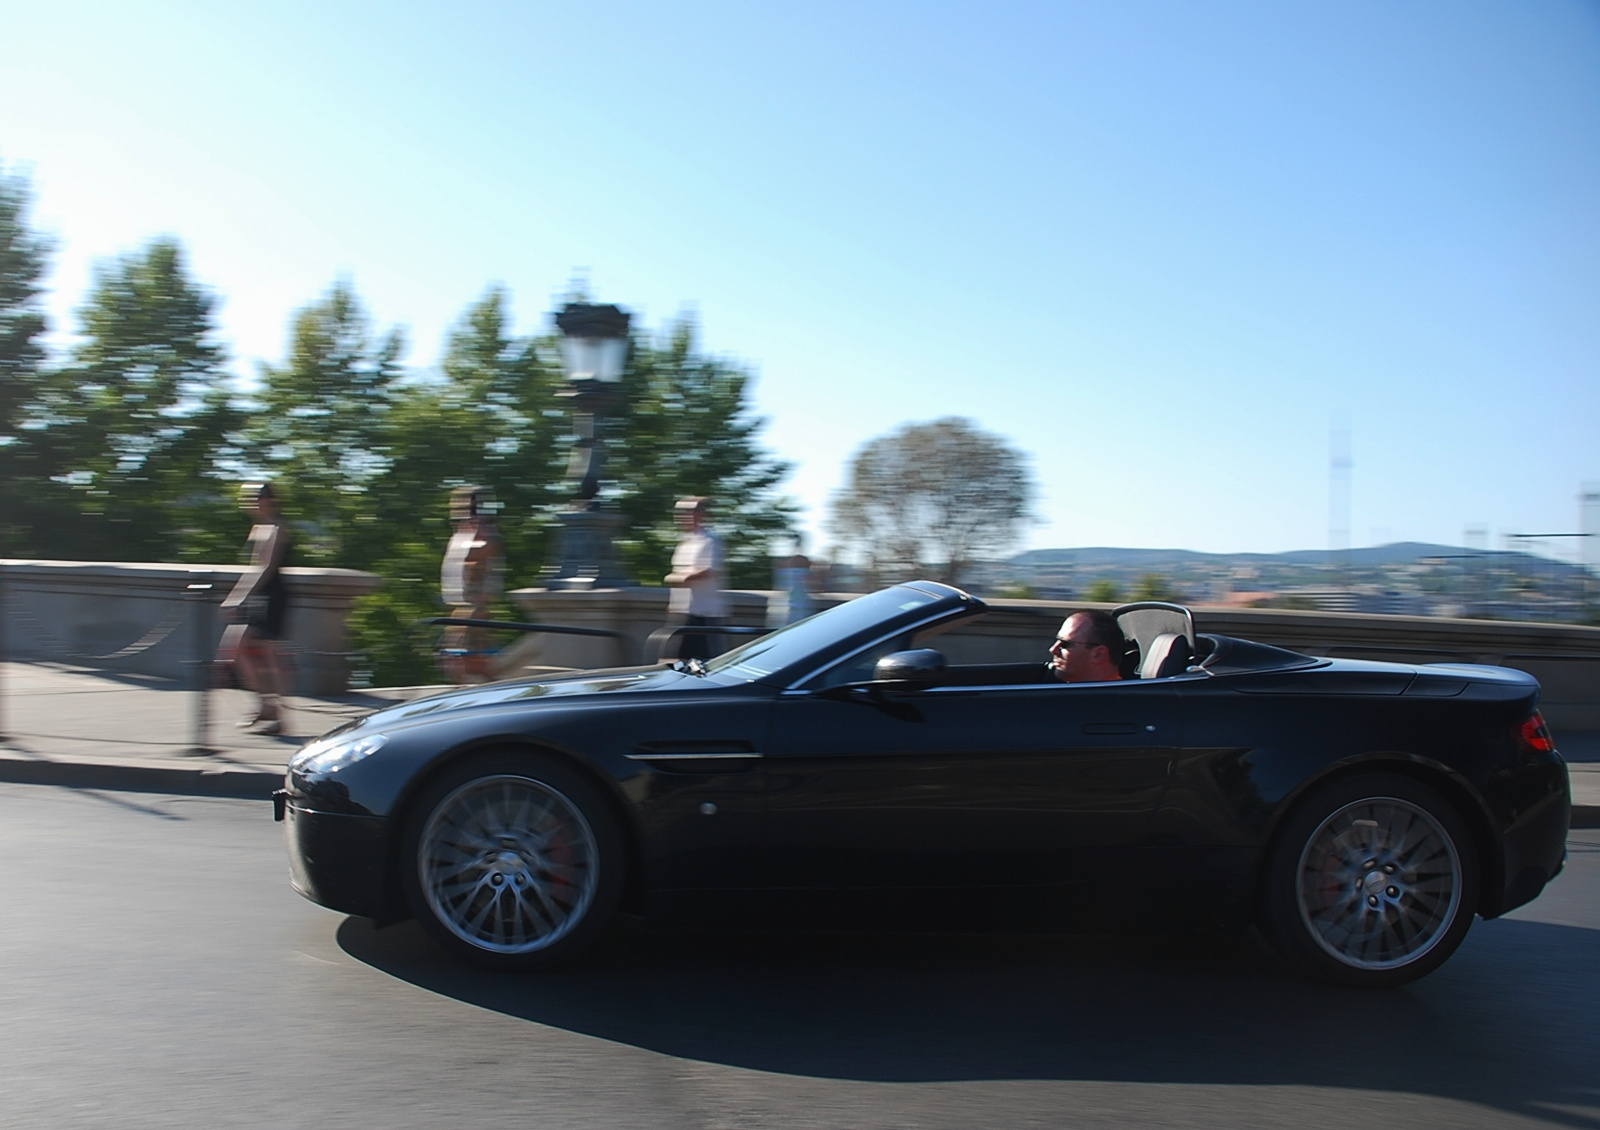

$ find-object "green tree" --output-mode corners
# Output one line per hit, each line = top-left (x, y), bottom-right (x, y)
(0, 161), (56, 555)
(249, 279), (405, 563)
(43, 238), (238, 559)
(1131, 573), (1182, 602)
(829, 417), (1034, 586)
(343, 287), (567, 685)
(1084, 578), (1123, 603)
(408, 285), (565, 578)
(607, 316), (796, 587)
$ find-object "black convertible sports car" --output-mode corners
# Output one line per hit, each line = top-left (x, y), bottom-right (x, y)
(277, 582), (1571, 987)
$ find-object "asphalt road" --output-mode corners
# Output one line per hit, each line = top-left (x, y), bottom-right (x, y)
(0, 783), (1595, 1129)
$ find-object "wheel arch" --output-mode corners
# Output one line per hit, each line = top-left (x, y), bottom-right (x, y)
(1253, 753), (1506, 923)
(378, 735), (647, 924)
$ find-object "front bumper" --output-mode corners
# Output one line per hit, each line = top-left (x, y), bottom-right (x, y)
(281, 795), (394, 920)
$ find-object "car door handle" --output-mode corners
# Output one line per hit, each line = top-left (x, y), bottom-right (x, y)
(1082, 722), (1139, 735)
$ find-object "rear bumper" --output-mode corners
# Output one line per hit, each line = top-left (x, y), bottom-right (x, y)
(283, 799), (394, 920)
(1489, 759), (1571, 917)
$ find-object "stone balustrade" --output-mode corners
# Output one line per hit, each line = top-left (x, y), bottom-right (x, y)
(9, 561), (1593, 732)
(1, 560), (381, 694)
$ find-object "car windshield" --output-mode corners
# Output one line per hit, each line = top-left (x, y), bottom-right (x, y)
(705, 585), (948, 682)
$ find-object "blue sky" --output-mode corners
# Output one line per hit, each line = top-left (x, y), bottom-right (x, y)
(3, 1), (1597, 561)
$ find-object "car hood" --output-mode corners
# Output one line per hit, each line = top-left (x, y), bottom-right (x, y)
(326, 666), (701, 737)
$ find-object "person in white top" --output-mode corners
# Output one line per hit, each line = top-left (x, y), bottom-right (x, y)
(664, 496), (728, 660)
(440, 485), (505, 683)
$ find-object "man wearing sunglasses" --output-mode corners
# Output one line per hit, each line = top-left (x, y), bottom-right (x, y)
(1048, 610), (1126, 683)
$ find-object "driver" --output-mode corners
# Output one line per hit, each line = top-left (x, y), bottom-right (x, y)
(1048, 610), (1126, 683)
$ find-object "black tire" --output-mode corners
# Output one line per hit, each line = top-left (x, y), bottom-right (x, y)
(1260, 772), (1478, 988)
(400, 751), (624, 971)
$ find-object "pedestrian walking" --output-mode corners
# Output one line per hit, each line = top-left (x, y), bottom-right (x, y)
(664, 496), (727, 661)
(219, 482), (291, 734)
(440, 485), (505, 683)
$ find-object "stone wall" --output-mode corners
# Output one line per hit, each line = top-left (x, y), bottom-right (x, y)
(1, 561), (381, 694)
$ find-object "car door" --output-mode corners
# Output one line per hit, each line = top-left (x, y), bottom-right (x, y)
(764, 676), (1180, 904)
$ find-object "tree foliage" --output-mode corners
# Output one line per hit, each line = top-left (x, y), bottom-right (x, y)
(1084, 578), (1124, 603)
(608, 317), (795, 587)
(67, 239), (237, 555)
(335, 287), (567, 685)
(31, 238), (238, 559)
(1131, 573), (1182, 602)
(0, 161), (55, 555)
(249, 279), (406, 564)
(829, 416), (1034, 586)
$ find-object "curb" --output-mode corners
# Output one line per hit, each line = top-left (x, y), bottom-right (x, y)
(1575, 805), (1600, 829)
(0, 752), (280, 799)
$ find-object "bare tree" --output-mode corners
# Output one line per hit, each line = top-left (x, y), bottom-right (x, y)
(828, 417), (1034, 586)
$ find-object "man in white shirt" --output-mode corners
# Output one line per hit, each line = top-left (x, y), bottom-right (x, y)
(664, 496), (728, 660)
(440, 485), (505, 683)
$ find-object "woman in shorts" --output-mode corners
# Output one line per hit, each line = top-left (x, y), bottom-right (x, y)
(220, 482), (291, 733)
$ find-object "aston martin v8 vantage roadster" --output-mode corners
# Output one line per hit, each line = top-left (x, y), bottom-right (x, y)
(277, 582), (1571, 986)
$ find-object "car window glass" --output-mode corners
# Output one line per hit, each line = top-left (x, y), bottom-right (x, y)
(807, 637), (911, 688)
(705, 586), (942, 682)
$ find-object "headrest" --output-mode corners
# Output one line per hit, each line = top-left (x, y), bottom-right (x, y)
(1119, 638), (1141, 680)
(1139, 632), (1194, 680)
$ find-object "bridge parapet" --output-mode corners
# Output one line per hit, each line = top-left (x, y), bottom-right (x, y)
(1, 560), (381, 694)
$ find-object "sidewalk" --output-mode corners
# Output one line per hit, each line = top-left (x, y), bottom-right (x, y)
(0, 661), (1595, 825)
(0, 661), (438, 798)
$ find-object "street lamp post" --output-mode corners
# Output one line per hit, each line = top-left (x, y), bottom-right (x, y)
(546, 302), (632, 590)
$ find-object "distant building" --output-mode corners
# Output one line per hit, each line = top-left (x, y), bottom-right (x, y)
(1274, 588), (1428, 615)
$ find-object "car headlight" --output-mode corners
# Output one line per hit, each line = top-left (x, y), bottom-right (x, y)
(290, 733), (389, 776)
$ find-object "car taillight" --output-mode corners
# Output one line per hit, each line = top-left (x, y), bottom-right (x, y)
(1519, 711), (1555, 754)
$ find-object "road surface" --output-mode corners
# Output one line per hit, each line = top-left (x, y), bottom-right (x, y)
(0, 782), (1594, 1128)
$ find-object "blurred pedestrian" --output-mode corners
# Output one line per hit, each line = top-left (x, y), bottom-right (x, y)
(664, 496), (727, 661)
(768, 533), (815, 627)
(219, 482), (291, 734)
(440, 485), (505, 683)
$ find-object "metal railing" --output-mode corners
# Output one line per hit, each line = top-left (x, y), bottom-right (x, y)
(414, 615), (633, 667)
(644, 623), (770, 663)
(419, 617), (772, 666)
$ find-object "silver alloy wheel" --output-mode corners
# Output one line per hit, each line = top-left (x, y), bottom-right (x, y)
(418, 774), (598, 955)
(1296, 795), (1463, 971)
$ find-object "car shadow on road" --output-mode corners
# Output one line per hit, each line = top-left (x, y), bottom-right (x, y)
(339, 914), (1600, 1127)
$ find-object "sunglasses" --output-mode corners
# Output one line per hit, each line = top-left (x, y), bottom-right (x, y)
(1052, 637), (1095, 651)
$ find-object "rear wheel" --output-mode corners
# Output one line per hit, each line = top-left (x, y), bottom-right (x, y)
(400, 752), (623, 970)
(1261, 773), (1477, 987)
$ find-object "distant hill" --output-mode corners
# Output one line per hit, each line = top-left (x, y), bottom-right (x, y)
(1008, 542), (1581, 573)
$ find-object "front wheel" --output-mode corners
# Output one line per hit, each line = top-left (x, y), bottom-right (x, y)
(1261, 773), (1478, 988)
(400, 752), (624, 970)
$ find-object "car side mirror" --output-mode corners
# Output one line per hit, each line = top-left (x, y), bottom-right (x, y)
(873, 649), (947, 690)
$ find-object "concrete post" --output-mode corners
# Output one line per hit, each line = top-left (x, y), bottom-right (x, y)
(186, 574), (214, 754)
